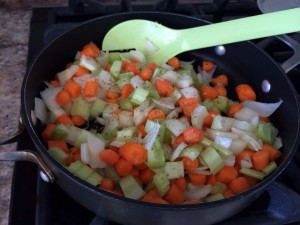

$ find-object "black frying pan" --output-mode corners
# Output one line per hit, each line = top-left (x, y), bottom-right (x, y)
(4, 12), (300, 225)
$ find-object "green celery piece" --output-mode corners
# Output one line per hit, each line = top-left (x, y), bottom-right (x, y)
(120, 98), (133, 111)
(153, 172), (170, 197)
(144, 181), (155, 193)
(48, 147), (68, 164)
(104, 166), (121, 182)
(90, 98), (107, 118)
(110, 60), (122, 79)
(143, 81), (160, 99)
(147, 139), (166, 169)
(240, 167), (265, 180)
(211, 182), (227, 195)
(50, 124), (69, 140)
(86, 172), (104, 186)
(202, 99), (216, 110)
(116, 127), (136, 141)
(205, 193), (224, 202)
(213, 96), (229, 114)
(180, 64), (200, 89)
(101, 127), (118, 141)
(163, 161), (184, 179)
(75, 165), (94, 180)
(108, 52), (121, 63)
(130, 87), (149, 105)
(262, 161), (278, 176)
(116, 73), (133, 89)
(151, 67), (167, 80)
(71, 98), (91, 120)
(145, 119), (157, 133)
(226, 99), (234, 115)
(145, 120), (165, 143)
(74, 129), (93, 147)
(180, 144), (203, 160)
(201, 138), (232, 158)
(68, 160), (84, 173)
(256, 121), (277, 145)
(119, 175), (146, 200)
(163, 127), (173, 145)
(200, 146), (224, 175)
(162, 143), (173, 161)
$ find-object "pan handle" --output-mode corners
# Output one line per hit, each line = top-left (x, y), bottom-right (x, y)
(257, 34), (300, 73)
(0, 118), (55, 183)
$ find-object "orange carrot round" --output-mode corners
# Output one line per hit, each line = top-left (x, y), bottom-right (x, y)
(163, 183), (184, 204)
(211, 74), (228, 87)
(251, 150), (270, 171)
(56, 89), (71, 106)
(200, 85), (218, 100)
(183, 127), (203, 144)
(228, 103), (243, 117)
(55, 114), (74, 125)
(154, 79), (174, 96)
(147, 109), (165, 120)
(64, 79), (82, 98)
(121, 83), (134, 99)
(173, 177), (187, 191)
(202, 61), (215, 71)
(216, 166), (238, 184)
(140, 168), (155, 184)
(235, 84), (256, 101)
(80, 42), (100, 58)
(188, 173), (207, 186)
(119, 142), (147, 166)
(167, 56), (181, 70)
(139, 67), (153, 81)
(71, 115), (86, 126)
(182, 157), (199, 171)
(182, 103), (197, 117)
(214, 85), (227, 97)
(261, 144), (282, 161)
(114, 158), (133, 177)
(99, 149), (120, 166)
(178, 98), (199, 108)
(75, 66), (89, 77)
(100, 177), (114, 191)
(83, 80), (99, 98)
(229, 177), (251, 194)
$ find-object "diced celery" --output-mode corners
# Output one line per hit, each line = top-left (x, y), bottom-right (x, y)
(201, 138), (232, 158)
(75, 165), (94, 180)
(163, 161), (184, 179)
(147, 139), (165, 169)
(116, 127), (136, 141)
(74, 129), (94, 146)
(86, 172), (104, 186)
(180, 64), (200, 89)
(66, 125), (82, 146)
(101, 127), (118, 140)
(213, 96), (229, 114)
(48, 147), (68, 164)
(104, 166), (121, 182)
(153, 172), (170, 197)
(71, 98), (91, 120)
(163, 127), (173, 145)
(116, 73), (133, 89)
(120, 98), (133, 111)
(68, 160), (84, 173)
(145, 119), (156, 133)
(109, 52), (121, 63)
(162, 143), (173, 161)
(110, 60), (122, 79)
(151, 67), (167, 80)
(130, 87), (149, 105)
(157, 124), (166, 143)
(50, 124), (69, 140)
(202, 99), (217, 111)
(239, 167), (265, 180)
(119, 175), (145, 200)
(143, 81), (160, 99)
(211, 182), (227, 195)
(90, 98), (107, 118)
(262, 161), (278, 176)
(144, 181), (155, 193)
(200, 146), (224, 175)
(205, 193), (224, 202)
(256, 121), (277, 145)
(180, 144), (203, 160)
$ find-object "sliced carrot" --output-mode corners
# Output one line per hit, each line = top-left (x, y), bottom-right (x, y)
(80, 42), (100, 58)
(121, 83), (134, 99)
(236, 149), (254, 166)
(106, 89), (119, 99)
(167, 56), (181, 70)
(55, 90), (71, 106)
(64, 79), (82, 98)
(134, 163), (148, 171)
(178, 97), (199, 108)
(243, 175), (259, 187)
(139, 67), (153, 81)
(235, 84), (256, 101)
(114, 158), (133, 177)
(222, 189), (234, 198)
(154, 79), (174, 96)
(229, 177), (251, 194)
(207, 174), (218, 185)
(188, 173), (207, 186)
(200, 85), (218, 100)
(173, 177), (187, 192)
(124, 61), (140, 75)
(172, 134), (186, 149)
(147, 62), (158, 72)
(140, 168), (155, 184)
(259, 116), (270, 123)
(202, 61), (215, 72)
(228, 103), (243, 117)
(216, 166), (238, 184)
(142, 188), (169, 204)
(163, 182), (184, 204)
(83, 80), (98, 98)
(147, 109), (165, 120)
(261, 144), (282, 161)
(55, 114), (74, 125)
(214, 85), (227, 97)
(251, 150), (270, 171)
(105, 98), (119, 104)
(71, 115), (86, 126)
(105, 63), (112, 72)
(75, 66), (89, 77)
(203, 110), (220, 127)
(110, 109), (122, 115)
(182, 157), (199, 171)
(65, 147), (81, 166)
(100, 178), (114, 191)
(42, 123), (56, 141)
(119, 142), (147, 166)
(211, 74), (228, 87)
(48, 140), (68, 153)
(136, 124), (147, 138)
(183, 127), (203, 144)
(182, 103), (197, 117)
(99, 149), (120, 166)
(50, 80), (60, 87)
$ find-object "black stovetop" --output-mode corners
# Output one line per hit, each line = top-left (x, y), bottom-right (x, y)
(9, 1), (300, 225)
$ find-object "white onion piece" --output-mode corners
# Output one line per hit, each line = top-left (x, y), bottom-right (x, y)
(241, 134), (263, 151)
(145, 37), (159, 55)
(171, 89), (182, 101)
(166, 107), (182, 119)
(152, 97), (175, 110)
(205, 129), (239, 141)
(176, 74), (193, 88)
(224, 155), (236, 166)
(96, 70), (115, 90)
(180, 86), (199, 99)
(165, 119), (189, 137)
(143, 122), (160, 151)
(170, 142), (188, 161)
(73, 74), (93, 88)
(57, 64), (79, 85)
(180, 59), (195, 67)
(191, 105), (208, 129)
(231, 127), (254, 137)
(40, 87), (62, 111)
(160, 63), (174, 70)
(130, 75), (144, 88)
(109, 139), (126, 148)
(273, 137), (283, 149)
(240, 155), (253, 169)
(118, 111), (134, 128)
(242, 99), (283, 117)
(214, 135), (232, 149)
(96, 51), (109, 68)
(234, 107), (259, 122)
(197, 69), (213, 83)
(229, 139), (247, 155)
(161, 70), (178, 85)
(103, 115), (119, 132)
(133, 100), (155, 126)
(130, 50), (146, 64)
(250, 116), (259, 128)
(96, 117), (106, 125)
(184, 184), (212, 201)
(87, 135), (107, 169)
(80, 143), (91, 165)
(232, 119), (254, 132)
(34, 97), (47, 124)
(79, 55), (98, 71)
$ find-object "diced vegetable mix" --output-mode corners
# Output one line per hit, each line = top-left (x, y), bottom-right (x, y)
(35, 41), (284, 204)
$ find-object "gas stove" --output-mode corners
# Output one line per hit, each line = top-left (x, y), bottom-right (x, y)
(9, 1), (300, 225)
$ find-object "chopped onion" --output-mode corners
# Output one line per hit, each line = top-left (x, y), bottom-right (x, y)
(143, 122), (160, 151)
(273, 137), (283, 149)
(161, 70), (178, 85)
(130, 50), (146, 64)
(160, 63), (174, 70)
(96, 51), (109, 68)
(191, 105), (208, 129)
(180, 86), (199, 99)
(103, 115), (119, 132)
(130, 75), (144, 88)
(80, 143), (91, 165)
(170, 142), (188, 161)
(34, 97), (47, 124)
(97, 70), (115, 90)
(197, 69), (213, 84)
(184, 184), (212, 201)
(180, 59), (195, 67)
(133, 100), (155, 126)
(205, 129), (239, 141)
(234, 107), (259, 122)
(241, 134), (263, 151)
(176, 73), (193, 88)
(57, 64), (79, 85)
(40, 87), (62, 111)
(224, 155), (236, 166)
(152, 97), (175, 110)
(87, 135), (107, 169)
(240, 155), (253, 169)
(165, 119), (190, 137)
(229, 139), (247, 155)
(214, 135), (232, 149)
(166, 107), (182, 119)
(109, 139), (126, 148)
(232, 119), (254, 132)
(73, 74), (93, 88)
(242, 99), (283, 117)
(79, 55), (98, 71)
(118, 111), (134, 128)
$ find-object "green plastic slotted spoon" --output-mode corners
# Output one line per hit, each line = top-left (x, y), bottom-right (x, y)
(102, 7), (300, 64)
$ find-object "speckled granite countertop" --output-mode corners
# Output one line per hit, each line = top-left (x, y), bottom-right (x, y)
(0, 1), (67, 224)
